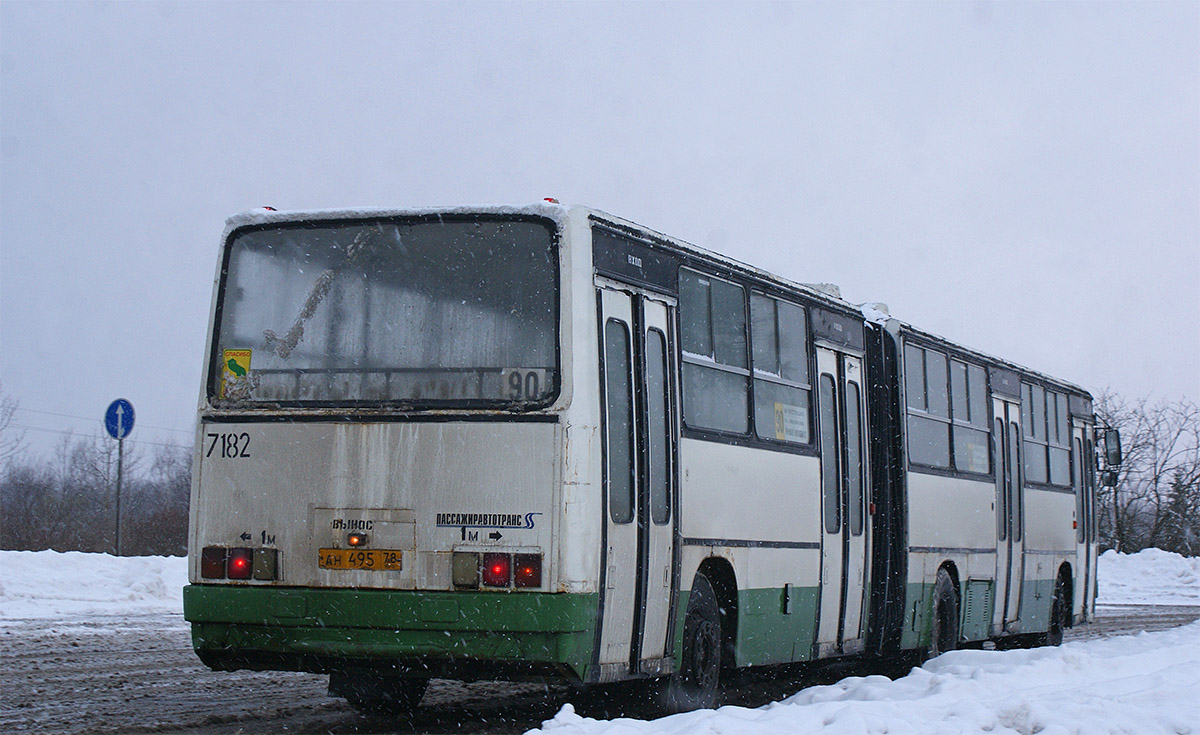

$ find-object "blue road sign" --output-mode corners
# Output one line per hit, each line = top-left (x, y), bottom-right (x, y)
(105, 399), (135, 440)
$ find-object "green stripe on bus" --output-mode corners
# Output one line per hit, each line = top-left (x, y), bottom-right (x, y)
(900, 576), (1061, 649)
(184, 585), (599, 678)
(734, 585), (821, 666)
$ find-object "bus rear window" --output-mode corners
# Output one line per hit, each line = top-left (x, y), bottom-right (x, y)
(210, 217), (558, 408)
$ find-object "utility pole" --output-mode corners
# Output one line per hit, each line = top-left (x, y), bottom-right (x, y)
(105, 399), (135, 556)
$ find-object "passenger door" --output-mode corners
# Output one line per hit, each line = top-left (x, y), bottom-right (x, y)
(992, 397), (1024, 632)
(1073, 425), (1096, 621)
(597, 282), (678, 675)
(814, 346), (870, 656)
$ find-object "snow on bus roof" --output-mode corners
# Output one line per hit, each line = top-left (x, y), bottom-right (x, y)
(223, 201), (569, 232)
(889, 318), (1092, 398)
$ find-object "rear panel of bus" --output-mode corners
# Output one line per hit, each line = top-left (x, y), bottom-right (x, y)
(184, 207), (603, 682)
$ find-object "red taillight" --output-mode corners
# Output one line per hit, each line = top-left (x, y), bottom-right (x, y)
(201, 546), (226, 579)
(227, 548), (253, 579)
(481, 553), (512, 587)
(514, 553), (542, 588)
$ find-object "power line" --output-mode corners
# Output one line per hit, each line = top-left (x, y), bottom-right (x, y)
(13, 407), (192, 435)
(7, 423), (188, 450)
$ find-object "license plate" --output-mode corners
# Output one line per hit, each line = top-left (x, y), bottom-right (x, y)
(317, 548), (403, 571)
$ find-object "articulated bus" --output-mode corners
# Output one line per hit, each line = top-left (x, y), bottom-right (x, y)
(184, 202), (1121, 713)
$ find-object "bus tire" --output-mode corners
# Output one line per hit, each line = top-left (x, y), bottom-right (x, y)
(329, 671), (428, 716)
(664, 573), (722, 712)
(929, 568), (959, 658)
(1019, 576), (1069, 649)
(1045, 577), (1067, 647)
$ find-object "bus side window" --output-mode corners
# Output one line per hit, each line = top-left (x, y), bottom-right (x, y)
(679, 269), (749, 434)
(950, 360), (991, 475)
(905, 344), (950, 468)
(1022, 384), (1049, 484)
(1009, 421), (1023, 542)
(846, 381), (863, 536)
(604, 320), (635, 524)
(646, 329), (670, 525)
(750, 293), (811, 445)
(819, 374), (840, 534)
(1074, 437), (1085, 543)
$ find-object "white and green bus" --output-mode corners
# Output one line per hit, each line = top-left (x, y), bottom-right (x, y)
(184, 202), (1120, 713)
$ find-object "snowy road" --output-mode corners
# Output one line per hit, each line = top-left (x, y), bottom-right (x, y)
(3, 604), (1199, 735)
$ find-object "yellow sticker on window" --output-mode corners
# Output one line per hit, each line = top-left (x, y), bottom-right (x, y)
(220, 349), (252, 398)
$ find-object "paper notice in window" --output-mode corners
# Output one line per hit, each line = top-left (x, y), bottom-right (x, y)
(969, 442), (990, 474)
(774, 402), (810, 443)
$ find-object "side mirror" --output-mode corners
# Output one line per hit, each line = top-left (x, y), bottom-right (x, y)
(1100, 469), (1119, 488)
(1103, 428), (1122, 467)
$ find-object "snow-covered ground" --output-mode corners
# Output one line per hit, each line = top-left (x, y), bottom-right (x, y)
(1097, 547), (1200, 605)
(1, 548), (1199, 734)
(542, 624), (1200, 734)
(540, 624), (1200, 735)
(535, 550), (1200, 735)
(0, 549), (187, 619)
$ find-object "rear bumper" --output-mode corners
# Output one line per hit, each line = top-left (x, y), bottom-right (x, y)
(183, 584), (598, 682)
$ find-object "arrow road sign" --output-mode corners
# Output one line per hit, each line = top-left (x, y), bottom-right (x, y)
(104, 399), (135, 440)
(488, 531), (503, 541)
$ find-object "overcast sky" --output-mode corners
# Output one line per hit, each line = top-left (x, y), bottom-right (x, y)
(2, 0), (1197, 459)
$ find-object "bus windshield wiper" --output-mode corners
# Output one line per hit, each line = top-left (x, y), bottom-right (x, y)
(263, 226), (396, 359)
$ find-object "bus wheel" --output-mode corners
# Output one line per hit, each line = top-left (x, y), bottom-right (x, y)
(664, 573), (722, 712)
(1021, 577), (1069, 649)
(1045, 578), (1067, 647)
(929, 568), (959, 659)
(329, 671), (429, 716)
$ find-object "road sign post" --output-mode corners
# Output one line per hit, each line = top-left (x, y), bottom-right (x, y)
(105, 399), (134, 556)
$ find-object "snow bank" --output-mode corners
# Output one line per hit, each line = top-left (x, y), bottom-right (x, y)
(536, 621), (1200, 735)
(1096, 547), (1200, 605)
(0, 549), (187, 620)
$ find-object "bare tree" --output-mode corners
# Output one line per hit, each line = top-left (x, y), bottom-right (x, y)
(0, 430), (164, 554)
(1095, 391), (1200, 554)
(0, 382), (25, 465)
(123, 441), (191, 555)
(0, 461), (55, 549)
